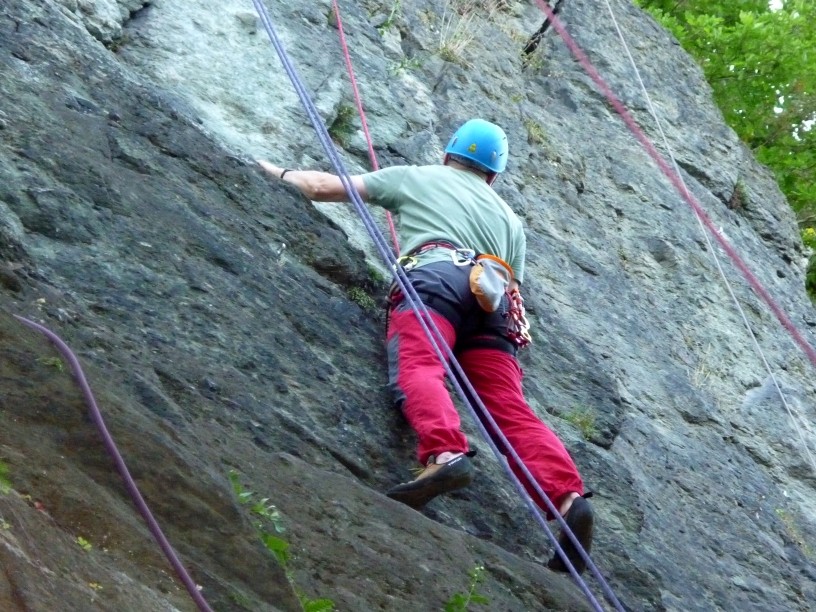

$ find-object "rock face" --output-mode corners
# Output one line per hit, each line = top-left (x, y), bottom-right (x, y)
(1, 0), (815, 610)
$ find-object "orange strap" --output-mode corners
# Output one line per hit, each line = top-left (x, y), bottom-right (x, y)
(476, 253), (514, 279)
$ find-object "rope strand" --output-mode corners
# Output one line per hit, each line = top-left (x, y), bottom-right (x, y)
(330, 0), (400, 254)
(14, 316), (213, 612)
(600, 0), (816, 475)
(250, 1), (618, 608)
(533, 0), (816, 375)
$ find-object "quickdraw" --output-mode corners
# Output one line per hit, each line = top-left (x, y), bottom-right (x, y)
(507, 288), (532, 348)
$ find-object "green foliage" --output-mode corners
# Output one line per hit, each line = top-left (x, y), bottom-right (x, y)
(803, 227), (816, 294)
(388, 56), (424, 75)
(803, 227), (816, 291)
(76, 536), (93, 552)
(367, 264), (386, 284)
(807, 255), (816, 299)
(0, 461), (10, 494)
(228, 591), (253, 609)
(560, 406), (598, 440)
(229, 470), (286, 533)
(802, 227), (816, 251)
(635, 0), (816, 298)
(444, 565), (489, 611)
(301, 597), (336, 612)
(775, 507), (814, 559)
(36, 356), (64, 371)
(437, 0), (502, 66)
(377, 0), (402, 34)
(328, 105), (357, 148)
(522, 117), (546, 145)
(348, 286), (378, 311)
(228, 471), (335, 611)
(260, 531), (290, 565)
(728, 179), (748, 210)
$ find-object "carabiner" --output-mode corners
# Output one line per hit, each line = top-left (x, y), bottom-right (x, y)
(451, 248), (476, 266)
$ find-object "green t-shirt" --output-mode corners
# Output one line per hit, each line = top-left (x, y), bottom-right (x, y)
(362, 165), (526, 283)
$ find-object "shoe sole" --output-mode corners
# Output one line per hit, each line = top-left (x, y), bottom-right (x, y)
(387, 457), (474, 509)
(547, 497), (594, 575)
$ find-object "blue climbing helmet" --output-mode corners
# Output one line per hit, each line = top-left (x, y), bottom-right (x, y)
(444, 119), (508, 174)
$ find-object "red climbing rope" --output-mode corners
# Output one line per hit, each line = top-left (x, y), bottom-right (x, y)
(331, 0), (401, 255)
(533, 0), (816, 370)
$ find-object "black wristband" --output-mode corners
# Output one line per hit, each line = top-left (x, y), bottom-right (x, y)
(280, 169), (291, 179)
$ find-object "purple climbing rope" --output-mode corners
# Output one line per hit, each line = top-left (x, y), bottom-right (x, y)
(13, 315), (213, 612)
(249, 1), (622, 610)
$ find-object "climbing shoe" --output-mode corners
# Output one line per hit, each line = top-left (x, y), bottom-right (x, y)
(547, 496), (594, 575)
(386, 453), (474, 509)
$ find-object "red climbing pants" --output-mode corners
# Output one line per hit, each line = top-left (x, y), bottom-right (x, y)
(386, 305), (585, 517)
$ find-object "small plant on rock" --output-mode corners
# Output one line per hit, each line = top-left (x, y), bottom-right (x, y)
(367, 264), (387, 284)
(728, 179), (748, 210)
(438, 0), (500, 65)
(444, 565), (489, 611)
(523, 117), (546, 145)
(561, 406), (598, 440)
(775, 507), (814, 560)
(76, 536), (93, 552)
(328, 104), (356, 148)
(389, 55), (424, 75)
(348, 286), (378, 311)
(36, 356), (64, 371)
(0, 460), (11, 494)
(376, 0), (402, 34)
(228, 471), (335, 611)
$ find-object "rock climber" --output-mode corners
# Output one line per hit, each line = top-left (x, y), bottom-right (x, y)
(257, 118), (594, 574)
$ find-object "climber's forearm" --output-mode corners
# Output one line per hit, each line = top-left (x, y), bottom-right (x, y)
(257, 160), (368, 202)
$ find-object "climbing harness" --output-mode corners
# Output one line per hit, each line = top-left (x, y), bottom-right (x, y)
(251, 3), (618, 610)
(395, 240), (461, 271)
(395, 240), (531, 347)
